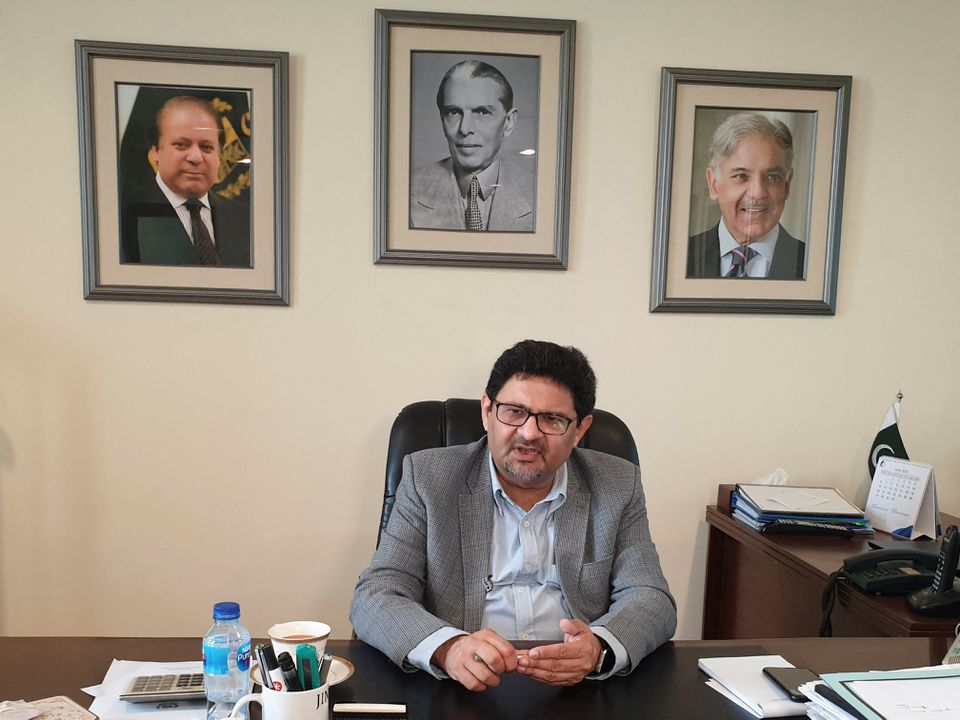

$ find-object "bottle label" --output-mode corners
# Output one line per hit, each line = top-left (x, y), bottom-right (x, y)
(203, 644), (230, 675)
(237, 641), (251, 672)
(202, 640), (251, 675)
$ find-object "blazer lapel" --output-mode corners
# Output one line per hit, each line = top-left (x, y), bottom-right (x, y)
(555, 463), (589, 617)
(459, 455), (494, 632)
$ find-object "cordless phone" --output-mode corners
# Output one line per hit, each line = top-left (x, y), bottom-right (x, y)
(907, 524), (960, 616)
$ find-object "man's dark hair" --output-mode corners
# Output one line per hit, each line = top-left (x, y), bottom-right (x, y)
(148, 95), (224, 149)
(436, 60), (514, 113)
(485, 340), (596, 421)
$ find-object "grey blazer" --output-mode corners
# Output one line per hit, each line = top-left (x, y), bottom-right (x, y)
(350, 438), (677, 674)
(687, 223), (805, 279)
(409, 158), (535, 232)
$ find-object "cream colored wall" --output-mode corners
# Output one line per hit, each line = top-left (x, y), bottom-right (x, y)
(2, 0), (958, 641)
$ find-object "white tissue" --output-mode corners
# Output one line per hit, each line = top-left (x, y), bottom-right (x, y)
(752, 468), (790, 486)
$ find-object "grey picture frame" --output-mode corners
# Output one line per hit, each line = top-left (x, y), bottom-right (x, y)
(373, 9), (576, 269)
(650, 67), (852, 315)
(75, 40), (290, 305)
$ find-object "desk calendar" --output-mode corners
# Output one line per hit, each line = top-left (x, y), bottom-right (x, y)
(865, 457), (939, 539)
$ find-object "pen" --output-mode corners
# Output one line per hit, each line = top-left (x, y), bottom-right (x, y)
(259, 644), (286, 692)
(297, 645), (320, 691)
(255, 644), (272, 687)
(277, 651), (302, 692)
(318, 652), (333, 686)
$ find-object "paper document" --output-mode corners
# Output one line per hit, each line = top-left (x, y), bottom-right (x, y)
(88, 660), (206, 720)
(698, 655), (809, 718)
(821, 665), (960, 720)
(737, 485), (863, 517)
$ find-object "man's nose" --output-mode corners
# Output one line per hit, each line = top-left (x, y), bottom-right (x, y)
(185, 144), (203, 163)
(517, 414), (545, 439)
(748, 175), (768, 198)
(458, 113), (475, 135)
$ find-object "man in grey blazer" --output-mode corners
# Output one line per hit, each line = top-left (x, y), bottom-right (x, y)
(351, 341), (676, 691)
(409, 60), (535, 232)
(687, 112), (805, 279)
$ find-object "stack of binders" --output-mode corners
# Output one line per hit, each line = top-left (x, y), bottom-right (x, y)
(732, 484), (873, 537)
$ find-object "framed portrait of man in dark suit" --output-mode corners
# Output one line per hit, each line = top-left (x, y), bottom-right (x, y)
(374, 10), (576, 269)
(650, 68), (852, 315)
(75, 41), (289, 305)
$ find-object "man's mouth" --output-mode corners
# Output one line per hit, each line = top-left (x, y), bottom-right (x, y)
(738, 202), (768, 214)
(511, 444), (544, 461)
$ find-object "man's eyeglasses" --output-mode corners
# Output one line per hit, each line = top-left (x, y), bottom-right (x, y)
(494, 402), (576, 436)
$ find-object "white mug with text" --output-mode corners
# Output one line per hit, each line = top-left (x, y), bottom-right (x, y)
(228, 681), (328, 720)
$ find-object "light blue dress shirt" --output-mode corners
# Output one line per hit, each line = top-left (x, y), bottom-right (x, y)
(406, 452), (628, 679)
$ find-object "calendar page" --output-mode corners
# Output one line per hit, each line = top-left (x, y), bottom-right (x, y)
(865, 457), (938, 539)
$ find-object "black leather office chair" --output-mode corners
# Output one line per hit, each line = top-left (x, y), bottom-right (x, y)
(377, 398), (639, 547)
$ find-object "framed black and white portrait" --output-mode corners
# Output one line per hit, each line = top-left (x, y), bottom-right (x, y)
(374, 10), (576, 269)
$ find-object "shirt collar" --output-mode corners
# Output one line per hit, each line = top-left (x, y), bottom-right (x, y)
(718, 218), (780, 261)
(456, 158), (501, 199)
(486, 450), (567, 516)
(155, 174), (210, 210)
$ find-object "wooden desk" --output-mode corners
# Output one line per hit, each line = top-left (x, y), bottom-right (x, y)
(0, 637), (953, 720)
(704, 485), (960, 638)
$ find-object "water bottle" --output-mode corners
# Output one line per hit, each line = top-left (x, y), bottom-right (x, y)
(202, 601), (251, 720)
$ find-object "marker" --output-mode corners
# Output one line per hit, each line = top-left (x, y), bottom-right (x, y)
(259, 644), (286, 692)
(318, 653), (333, 686)
(277, 651), (302, 692)
(296, 645), (320, 691)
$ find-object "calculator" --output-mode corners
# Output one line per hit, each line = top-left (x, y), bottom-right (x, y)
(119, 673), (206, 703)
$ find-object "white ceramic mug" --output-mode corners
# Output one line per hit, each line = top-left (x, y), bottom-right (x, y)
(228, 682), (328, 720)
(267, 621), (331, 663)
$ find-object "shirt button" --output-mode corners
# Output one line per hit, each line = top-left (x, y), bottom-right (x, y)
(522, 633), (529, 640)
(523, 520), (530, 527)
(523, 563), (532, 571)
(517, 587), (524, 593)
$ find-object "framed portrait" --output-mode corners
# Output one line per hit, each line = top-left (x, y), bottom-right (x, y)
(75, 40), (289, 304)
(650, 68), (852, 314)
(373, 10), (576, 269)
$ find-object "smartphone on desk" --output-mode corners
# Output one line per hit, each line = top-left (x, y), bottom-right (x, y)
(762, 666), (819, 702)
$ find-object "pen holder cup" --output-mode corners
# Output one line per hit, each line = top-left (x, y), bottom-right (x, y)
(228, 683), (329, 720)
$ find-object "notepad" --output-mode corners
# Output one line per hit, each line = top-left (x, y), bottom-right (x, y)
(698, 654), (809, 718)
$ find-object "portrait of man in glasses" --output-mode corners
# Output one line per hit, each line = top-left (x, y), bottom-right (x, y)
(352, 340), (676, 692)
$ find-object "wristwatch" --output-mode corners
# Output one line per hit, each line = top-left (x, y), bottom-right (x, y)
(591, 637), (615, 676)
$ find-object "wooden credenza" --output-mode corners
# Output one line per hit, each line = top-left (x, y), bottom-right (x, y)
(703, 485), (960, 638)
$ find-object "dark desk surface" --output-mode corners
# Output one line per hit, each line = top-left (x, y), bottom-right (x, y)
(0, 637), (953, 720)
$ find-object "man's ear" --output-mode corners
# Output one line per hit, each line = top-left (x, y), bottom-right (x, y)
(502, 107), (518, 137)
(574, 414), (594, 444)
(480, 393), (493, 432)
(706, 166), (720, 201)
(784, 168), (794, 200)
(148, 145), (160, 173)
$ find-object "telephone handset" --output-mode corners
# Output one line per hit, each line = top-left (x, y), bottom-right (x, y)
(842, 546), (939, 594)
(907, 525), (960, 616)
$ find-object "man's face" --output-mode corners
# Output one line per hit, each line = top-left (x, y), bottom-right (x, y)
(481, 375), (593, 495)
(440, 74), (517, 175)
(706, 135), (793, 246)
(151, 103), (220, 199)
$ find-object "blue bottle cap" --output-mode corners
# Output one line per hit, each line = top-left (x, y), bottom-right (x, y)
(212, 601), (240, 620)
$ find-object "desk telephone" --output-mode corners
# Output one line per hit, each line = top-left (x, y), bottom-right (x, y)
(820, 525), (960, 634)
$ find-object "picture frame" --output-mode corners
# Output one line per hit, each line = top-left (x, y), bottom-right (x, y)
(75, 40), (289, 305)
(650, 67), (852, 314)
(373, 9), (576, 269)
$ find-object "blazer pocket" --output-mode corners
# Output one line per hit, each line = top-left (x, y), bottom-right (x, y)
(579, 555), (615, 612)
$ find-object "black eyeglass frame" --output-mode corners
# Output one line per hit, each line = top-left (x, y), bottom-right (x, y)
(492, 401), (579, 436)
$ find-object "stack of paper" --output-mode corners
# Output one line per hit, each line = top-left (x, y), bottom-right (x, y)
(804, 665), (960, 720)
(732, 484), (873, 536)
(698, 655), (809, 718)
